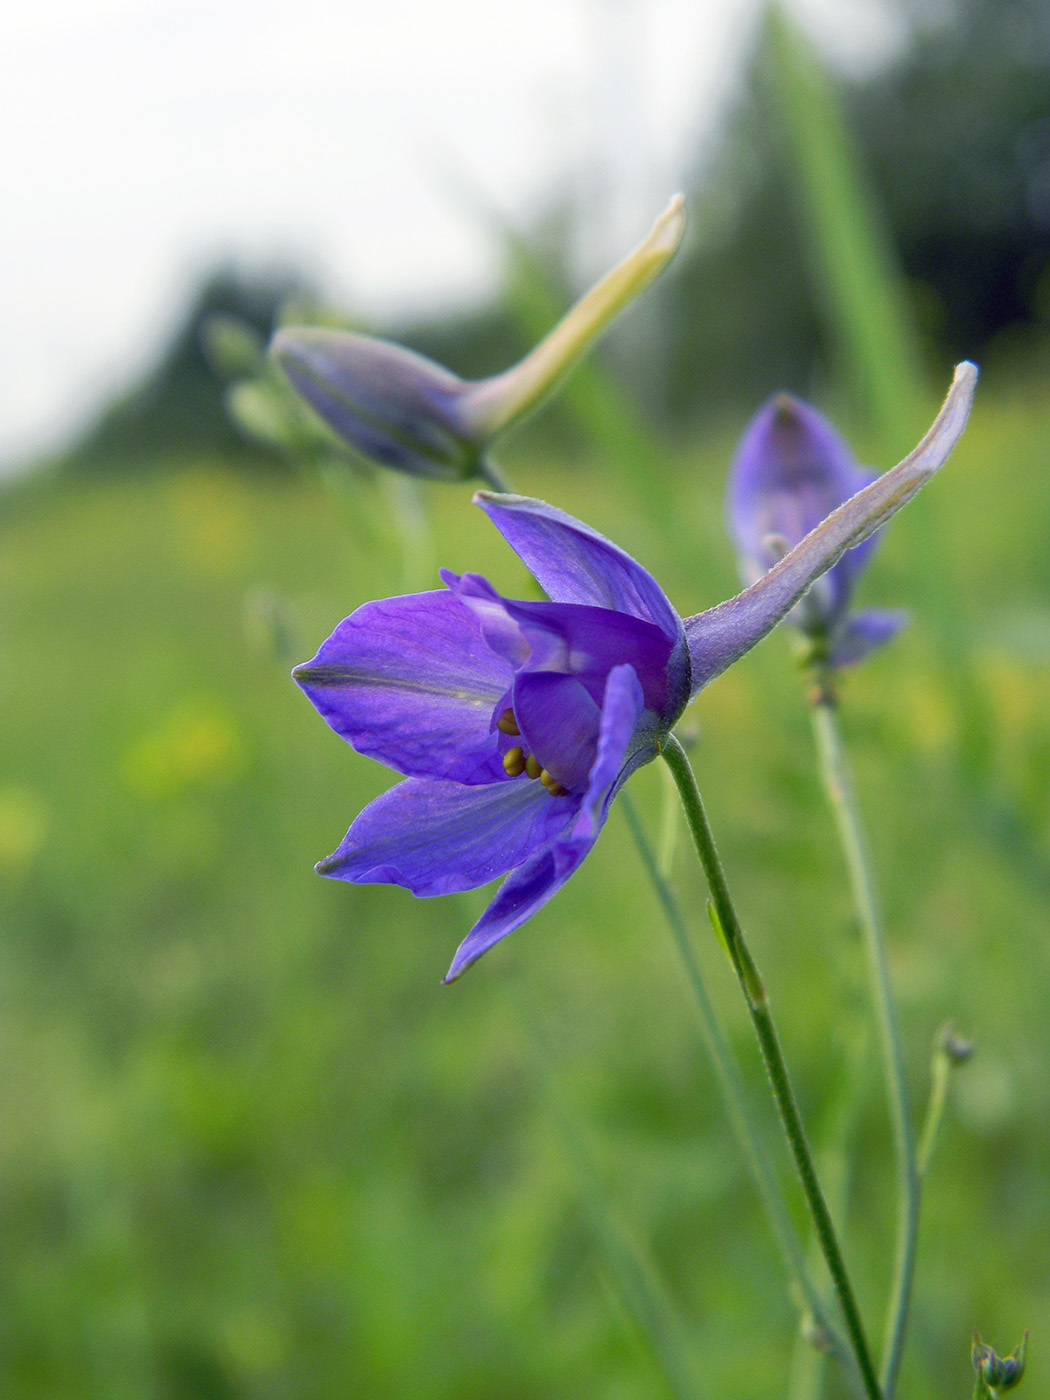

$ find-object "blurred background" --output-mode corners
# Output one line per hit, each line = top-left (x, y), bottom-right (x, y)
(2, 0), (1049, 1395)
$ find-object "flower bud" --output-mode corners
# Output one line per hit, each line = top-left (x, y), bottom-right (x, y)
(271, 327), (482, 480)
(973, 1330), (1028, 1393)
(272, 195), (686, 481)
(201, 313), (267, 380)
(938, 1022), (974, 1064)
(728, 392), (907, 668)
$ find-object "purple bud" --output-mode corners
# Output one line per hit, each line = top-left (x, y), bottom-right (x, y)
(271, 198), (686, 484)
(271, 327), (482, 481)
(728, 393), (894, 662)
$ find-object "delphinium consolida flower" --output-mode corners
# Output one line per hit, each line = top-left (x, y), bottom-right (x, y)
(729, 392), (907, 671)
(292, 363), (975, 982)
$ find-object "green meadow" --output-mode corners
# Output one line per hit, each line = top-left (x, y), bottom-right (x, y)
(2, 352), (1048, 1397)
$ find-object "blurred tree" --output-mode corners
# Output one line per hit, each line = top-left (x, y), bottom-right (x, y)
(64, 0), (1050, 467)
(658, 0), (1050, 421)
(69, 266), (313, 470)
(855, 0), (1050, 361)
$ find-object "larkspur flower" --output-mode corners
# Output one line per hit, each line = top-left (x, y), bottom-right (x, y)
(294, 364), (976, 981)
(271, 197), (686, 482)
(729, 393), (907, 668)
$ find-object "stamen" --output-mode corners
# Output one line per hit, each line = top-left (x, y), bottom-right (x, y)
(539, 769), (568, 797)
(524, 754), (542, 780)
(496, 708), (521, 736)
(503, 746), (526, 777)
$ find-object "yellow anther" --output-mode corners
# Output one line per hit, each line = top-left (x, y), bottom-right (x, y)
(524, 753), (542, 780)
(502, 746), (526, 777)
(539, 769), (568, 796)
(496, 708), (521, 736)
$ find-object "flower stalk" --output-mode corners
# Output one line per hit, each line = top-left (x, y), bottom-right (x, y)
(619, 793), (866, 1399)
(661, 733), (884, 1400)
(810, 694), (919, 1399)
(916, 1025), (972, 1179)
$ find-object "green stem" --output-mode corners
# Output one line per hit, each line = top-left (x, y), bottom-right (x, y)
(478, 456), (862, 1391)
(661, 734), (884, 1400)
(916, 1047), (952, 1181)
(619, 794), (865, 1400)
(477, 454), (514, 493)
(916, 1028), (970, 1180)
(811, 698), (920, 1399)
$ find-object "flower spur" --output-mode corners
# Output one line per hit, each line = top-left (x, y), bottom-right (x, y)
(293, 364), (976, 981)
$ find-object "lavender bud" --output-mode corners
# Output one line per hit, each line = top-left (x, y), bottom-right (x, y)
(271, 328), (482, 481)
(271, 196), (686, 482)
(727, 392), (905, 668)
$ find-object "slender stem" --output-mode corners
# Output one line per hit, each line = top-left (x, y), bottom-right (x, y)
(477, 453), (514, 493)
(478, 455), (863, 1390)
(661, 734), (884, 1400)
(811, 698), (920, 1399)
(657, 764), (681, 880)
(619, 793), (864, 1399)
(916, 1028), (970, 1181)
(916, 1045), (952, 1181)
(787, 1019), (872, 1400)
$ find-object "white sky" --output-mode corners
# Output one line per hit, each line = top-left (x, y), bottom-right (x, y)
(0, 0), (904, 468)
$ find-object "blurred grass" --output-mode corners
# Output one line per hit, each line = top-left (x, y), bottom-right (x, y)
(1, 347), (1049, 1397)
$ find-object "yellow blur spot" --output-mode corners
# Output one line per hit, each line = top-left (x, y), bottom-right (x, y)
(0, 786), (49, 879)
(166, 463), (252, 577)
(122, 698), (247, 798)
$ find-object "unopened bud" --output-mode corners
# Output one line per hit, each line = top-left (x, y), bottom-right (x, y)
(939, 1023), (974, 1064)
(271, 328), (482, 481)
(973, 1330), (1028, 1393)
(201, 313), (266, 379)
(271, 196), (686, 481)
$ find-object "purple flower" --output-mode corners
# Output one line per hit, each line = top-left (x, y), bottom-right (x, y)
(728, 393), (907, 667)
(294, 364), (976, 981)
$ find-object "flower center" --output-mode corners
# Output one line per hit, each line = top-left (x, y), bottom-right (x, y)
(496, 708), (568, 797)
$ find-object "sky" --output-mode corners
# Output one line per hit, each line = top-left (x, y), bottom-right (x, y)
(0, 0), (905, 469)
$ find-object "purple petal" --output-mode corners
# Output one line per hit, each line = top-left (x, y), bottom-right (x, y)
(513, 671), (602, 792)
(830, 609), (908, 668)
(729, 394), (886, 626)
(443, 571), (675, 715)
(685, 362), (977, 695)
(438, 572), (532, 670)
(729, 394), (873, 563)
(474, 492), (681, 640)
(443, 664), (644, 981)
(574, 663), (648, 840)
(317, 774), (577, 895)
(293, 590), (512, 784)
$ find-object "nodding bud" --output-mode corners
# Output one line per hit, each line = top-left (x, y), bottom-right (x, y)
(724, 371), (984, 669)
(271, 327), (483, 481)
(270, 195), (686, 481)
(938, 1023), (974, 1064)
(973, 1331), (1028, 1393)
(729, 391), (882, 637)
